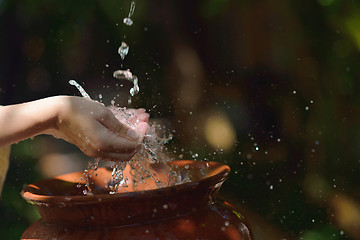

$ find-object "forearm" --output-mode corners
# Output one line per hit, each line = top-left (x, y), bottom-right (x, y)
(0, 97), (60, 147)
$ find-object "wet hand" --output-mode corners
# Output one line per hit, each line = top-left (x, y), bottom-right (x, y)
(48, 96), (150, 161)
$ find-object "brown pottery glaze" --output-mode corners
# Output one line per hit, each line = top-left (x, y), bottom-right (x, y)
(21, 160), (252, 240)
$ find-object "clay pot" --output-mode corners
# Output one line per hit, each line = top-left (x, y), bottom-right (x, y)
(21, 160), (252, 240)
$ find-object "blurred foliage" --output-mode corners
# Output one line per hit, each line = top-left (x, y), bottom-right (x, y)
(1, 0), (360, 239)
(0, 140), (41, 238)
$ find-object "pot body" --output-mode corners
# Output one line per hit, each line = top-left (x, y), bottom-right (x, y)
(22, 201), (251, 240)
(21, 161), (252, 240)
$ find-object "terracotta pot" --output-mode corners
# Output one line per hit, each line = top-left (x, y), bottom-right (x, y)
(21, 160), (252, 240)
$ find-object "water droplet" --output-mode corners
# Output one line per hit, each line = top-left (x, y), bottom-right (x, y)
(118, 42), (129, 60)
(113, 69), (133, 80)
(163, 204), (168, 209)
(128, 1), (136, 17)
(123, 17), (133, 26)
(129, 77), (140, 96)
(130, 88), (135, 96)
(113, 70), (140, 97)
(123, 1), (136, 26)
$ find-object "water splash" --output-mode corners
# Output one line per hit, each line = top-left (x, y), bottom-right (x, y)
(69, 80), (91, 99)
(105, 105), (182, 193)
(69, 81), (186, 195)
(118, 41), (129, 60)
(84, 159), (100, 195)
(123, 1), (136, 26)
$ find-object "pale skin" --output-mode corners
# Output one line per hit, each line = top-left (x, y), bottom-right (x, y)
(0, 96), (150, 161)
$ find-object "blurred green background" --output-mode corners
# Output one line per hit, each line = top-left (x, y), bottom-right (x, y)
(1, 0), (360, 239)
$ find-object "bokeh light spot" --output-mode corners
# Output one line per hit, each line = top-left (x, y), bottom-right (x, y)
(204, 111), (236, 151)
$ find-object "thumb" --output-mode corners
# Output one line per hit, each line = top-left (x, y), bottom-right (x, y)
(99, 110), (140, 141)
(135, 122), (150, 142)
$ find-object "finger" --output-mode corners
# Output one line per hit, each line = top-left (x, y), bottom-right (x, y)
(128, 113), (150, 125)
(135, 108), (146, 114)
(135, 122), (150, 142)
(98, 109), (140, 141)
(136, 113), (150, 122)
(97, 108), (123, 130)
(87, 121), (140, 154)
(127, 108), (146, 114)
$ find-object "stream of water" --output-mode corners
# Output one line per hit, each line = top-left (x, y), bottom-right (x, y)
(69, 1), (191, 195)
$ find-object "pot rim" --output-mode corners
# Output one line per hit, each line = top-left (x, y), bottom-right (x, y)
(21, 160), (230, 205)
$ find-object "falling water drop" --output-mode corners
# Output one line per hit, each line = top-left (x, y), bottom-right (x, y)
(118, 41), (129, 60)
(123, 1), (136, 26)
(113, 70), (139, 97)
(128, 1), (135, 17)
(113, 69), (133, 80)
(129, 76), (139, 96)
(123, 18), (133, 26)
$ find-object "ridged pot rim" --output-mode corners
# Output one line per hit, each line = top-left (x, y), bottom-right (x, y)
(21, 160), (230, 206)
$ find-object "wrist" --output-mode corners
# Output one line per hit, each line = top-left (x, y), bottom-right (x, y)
(35, 96), (65, 133)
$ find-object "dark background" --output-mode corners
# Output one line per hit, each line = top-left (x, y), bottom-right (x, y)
(1, 0), (360, 239)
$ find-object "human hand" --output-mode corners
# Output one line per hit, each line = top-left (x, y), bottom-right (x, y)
(47, 96), (150, 161)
